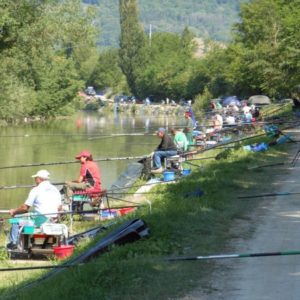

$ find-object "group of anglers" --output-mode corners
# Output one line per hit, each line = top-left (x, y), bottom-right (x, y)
(6, 150), (102, 250)
(5, 109), (197, 249)
(4, 104), (257, 250)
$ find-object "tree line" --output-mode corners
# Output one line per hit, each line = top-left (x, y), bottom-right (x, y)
(0, 0), (299, 121)
(101, 0), (300, 106)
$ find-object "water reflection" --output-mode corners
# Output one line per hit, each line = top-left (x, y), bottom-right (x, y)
(0, 112), (185, 208)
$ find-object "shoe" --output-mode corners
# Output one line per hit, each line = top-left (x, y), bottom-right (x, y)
(6, 242), (17, 250)
(151, 167), (164, 174)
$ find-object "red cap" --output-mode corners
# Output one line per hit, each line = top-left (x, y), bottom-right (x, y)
(75, 150), (91, 159)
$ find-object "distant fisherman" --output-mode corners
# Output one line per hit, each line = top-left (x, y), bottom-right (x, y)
(184, 111), (194, 147)
(151, 128), (177, 174)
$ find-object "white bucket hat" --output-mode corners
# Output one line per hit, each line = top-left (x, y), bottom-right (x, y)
(31, 170), (50, 179)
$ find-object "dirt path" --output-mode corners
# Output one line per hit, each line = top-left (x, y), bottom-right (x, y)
(182, 128), (300, 300)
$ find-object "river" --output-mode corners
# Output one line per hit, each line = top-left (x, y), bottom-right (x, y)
(0, 110), (185, 209)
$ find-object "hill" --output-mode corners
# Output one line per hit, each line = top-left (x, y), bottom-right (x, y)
(83, 0), (247, 47)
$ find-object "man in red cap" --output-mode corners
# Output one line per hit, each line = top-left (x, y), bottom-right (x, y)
(64, 150), (102, 203)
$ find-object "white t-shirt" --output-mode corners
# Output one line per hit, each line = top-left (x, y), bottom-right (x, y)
(25, 180), (62, 217)
(226, 116), (236, 125)
(215, 114), (223, 126)
(242, 106), (251, 113)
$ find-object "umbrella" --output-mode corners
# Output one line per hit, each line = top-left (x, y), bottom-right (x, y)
(248, 95), (271, 105)
(222, 96), (241, 107)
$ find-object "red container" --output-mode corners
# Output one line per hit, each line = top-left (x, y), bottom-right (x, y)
(119, 207), (135, 216)
(53, 245), (75, 260)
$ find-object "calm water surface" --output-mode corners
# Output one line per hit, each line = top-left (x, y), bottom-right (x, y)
(0, 111), (184, 209)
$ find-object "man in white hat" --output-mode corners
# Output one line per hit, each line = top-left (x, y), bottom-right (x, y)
(7, 169), (62, 250)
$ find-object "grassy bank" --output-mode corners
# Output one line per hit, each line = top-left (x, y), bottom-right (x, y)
(0, 129), (294, 299)
(0, 103), (295, 299)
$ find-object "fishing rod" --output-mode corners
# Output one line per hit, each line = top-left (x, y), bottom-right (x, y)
(88, 133), (156, 140)
(0, 154), (149, 170)
(0, 205), (144, 219)
(0, 174), (164, 191)
(107, 192), (159, 195)
(247, 162), (286, 170)
(0, 264), (81, 272)
(0, 182), (65, 190)
(109, 178), (179, 192)
(183, 161), (203, 168)
(105, 195), (147, 206)
(167, 249), (300, 261)
(237, 191), (300, 199)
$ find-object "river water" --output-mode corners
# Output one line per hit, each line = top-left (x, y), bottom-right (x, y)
(0, 110), (185, 209)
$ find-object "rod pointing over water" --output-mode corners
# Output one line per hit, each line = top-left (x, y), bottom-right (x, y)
(167, 250), (300, 261)
(237, 191), (300, 199)
(0, 155), (149, 170)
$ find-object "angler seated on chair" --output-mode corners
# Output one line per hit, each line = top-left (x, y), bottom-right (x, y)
(151, 128), (177, 174)
(64, 150), (102, 207)
(206, 114), (223, 141)
(170, 128), (188, 153)
(7, 170), (62, 250)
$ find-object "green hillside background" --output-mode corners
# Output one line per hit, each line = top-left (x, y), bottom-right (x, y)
(83, 0), (247, 47)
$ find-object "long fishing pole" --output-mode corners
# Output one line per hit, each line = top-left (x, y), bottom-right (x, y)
(0, 175), (165, 191)
(237, 191), (300, 199)
(0, 205), (144, 219)
(109, 178), (178, 192)
(88, 133), (155, 140)
(167, 250), (300, 261)
(0, 182), (66, 190)
(106, 195), (147, 206)
(247, 162), (286, 170)
(0, 264), (81, 272)
(0, 154), (149, 170)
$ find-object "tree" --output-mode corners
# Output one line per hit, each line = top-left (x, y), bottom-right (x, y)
(134, 31), (196, 100)
(0, 0), (98, 120)
(230, 0), (300, 98)
(119, 0), (147, 95)
(90, 48), (129, 94)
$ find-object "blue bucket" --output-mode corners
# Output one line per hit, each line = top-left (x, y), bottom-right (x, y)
(182, 169), (191, 176)
(163, 171), (175, 182)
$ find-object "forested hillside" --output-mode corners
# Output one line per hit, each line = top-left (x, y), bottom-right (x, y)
(83, 0), (246, 47)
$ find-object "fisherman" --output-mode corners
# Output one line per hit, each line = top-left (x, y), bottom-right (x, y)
(64, 150), (102, 203)
(7, 170), (62, 250)
(170, 128), (188, 152)
(206, 113), (223, 134)
(184, 111), (195, 146)
(151, 128), (177, 174)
